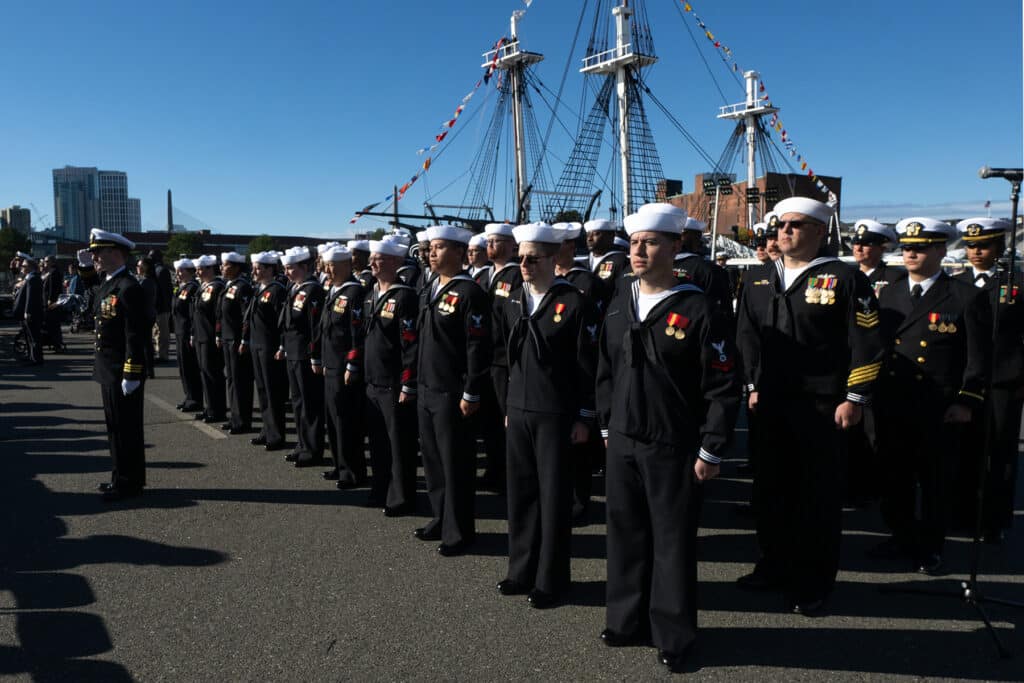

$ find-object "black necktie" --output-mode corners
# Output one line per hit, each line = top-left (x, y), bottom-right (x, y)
(911, 284), (923, 301)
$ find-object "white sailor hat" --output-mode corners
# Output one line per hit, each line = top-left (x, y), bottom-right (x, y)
(551, 222), (582, 241)
(956, 217), (1011, 243)
(683, 217), (706, 233)
(280, 246), (314, 265)
(315, 242), (338, 256)
(484, 222), (515, 238)
(389, 230), (411, 246)
(77, 248), (95, 268)
(613, 236), (629, 250)
(194, 254), (218, 268)
(16, 250), (36, 263)
(88, 228), (135, 251)
(637, 202), (688, 230)
(773, 197), (834, 225)
(851, 219), (898, 246)
(895, 217), (957, 245)
(324, 245), (352, 262)
(220, 251), (246, 264)
(416, 230), (431, 243)
(512, 221), (562, 245)
(424, 224), (473, 244)
(250, 251), (279, 265)
(347, 239), (370, 252)
(583, 218), (616, 233)
(370, 236), (409, 257)
(468, 233), (488, 249)
(173, 257), (196, 270)
(623, 209), (684, 237)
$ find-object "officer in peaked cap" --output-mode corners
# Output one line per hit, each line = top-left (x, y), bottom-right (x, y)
(88, 229), (150, 501)
(850, 219), (903, 298)
(243, 252), (289, 451)
(191, 254), (228, 424)
(278, 246), (327, 467)
(217, 252), (254, 434)
(735, 196), (883, 613)
(953, 217), (1023, 543)
(358, 236), (421, 516)
(12, 251), (44, 365)
(495, 221), (598, 609)
(172, 257), (203, 413)
(752, 223), (771, 264)
(414, 225), (492, 556)
(869, 217), (992, 574)
(596, 207), (739, 672)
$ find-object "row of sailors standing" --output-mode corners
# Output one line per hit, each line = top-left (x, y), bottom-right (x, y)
(161, 201), (1021, 673)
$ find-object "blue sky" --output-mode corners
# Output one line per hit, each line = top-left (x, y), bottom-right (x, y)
(1, 0), (1020, 238)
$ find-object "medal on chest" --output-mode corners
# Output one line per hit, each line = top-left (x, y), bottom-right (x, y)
(928, 312), (957, 334)
(226, 285), (238, 300)
(178, 289), (190, 300)
(101, 294), (119, 318)
(201, 287), (213, 302)
(598, 261), (615, 280)
(293, 291), (308, 311)
(999, 285), (1020, 305)
(805, 275), (837, 305)
(332, 295), (348, 314)
(553, 302), (566, 323)
(381, 298), (397, 319)
(260, 289), (273, 303)
(495, 281), (512, 298)
(438, 292), (460, 315)
(664, 312), (689, 340)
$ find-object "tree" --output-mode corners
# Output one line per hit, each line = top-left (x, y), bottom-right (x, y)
(247, 234), (276, 255)
(552, 210), (583, 224)
(366, 228), (387, 240)
(0, 226), (31, 267)
(165, 232), (203, 259)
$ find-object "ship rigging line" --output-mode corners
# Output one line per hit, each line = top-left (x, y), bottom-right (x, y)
(671, 0), (743, 95)
(638, 79), (722, 173)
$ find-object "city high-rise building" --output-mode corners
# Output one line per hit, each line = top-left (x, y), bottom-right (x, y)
(52, 165), (142, 242)
(0, 205), (31, 234)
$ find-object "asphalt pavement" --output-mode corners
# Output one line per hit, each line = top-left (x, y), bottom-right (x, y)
(1, 324), (1022, 681)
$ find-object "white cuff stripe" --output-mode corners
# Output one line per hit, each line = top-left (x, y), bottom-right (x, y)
(698, 448), (721, 465)
(579, 408), (597, 418)
(401, 385), (416, 395)
(846, 392), (870, 406)
(462, 393), (480, 402)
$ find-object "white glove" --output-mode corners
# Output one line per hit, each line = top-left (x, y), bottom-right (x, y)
(121, 379), (141, 396)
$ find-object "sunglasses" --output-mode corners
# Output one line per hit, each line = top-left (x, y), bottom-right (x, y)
(517, 254), (543, 265)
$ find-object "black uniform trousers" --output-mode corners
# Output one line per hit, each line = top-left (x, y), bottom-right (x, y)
(101, 382), (146, 491)
(287, 359), (324, 459)
(605, 430), (702, 654)
(365, 383), (418, 509)
(23, 318), (43, 364)
(571, 436), (602, 518)
(175, 333), (203, 409)
(844, 406), (879, 504)
(44, 307), (64, 349)
(877, 402), (962, 558)
(478, 366), (509, 489)
(324, 374), (367, 485)
(196, 340), (227, 419)
(984, 388), (1023, 532)
(251, 346), (287, 446)
(752, 395), (843, 604)
(505, 408), (573, 593)
(222, 341), (254, 430)
(418, 386), (477, 546)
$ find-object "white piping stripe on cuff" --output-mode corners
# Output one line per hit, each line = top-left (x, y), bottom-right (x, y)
(846, 392), (870, 405)
(600, 429), (609, 439)
(462, 393), (480, 403)
(401, 385), (416, 395)
(345, 364), (359, 373)
(745, 383), (755, 393)
(698, 448), (721, 465)
(579, 408), (597, 418)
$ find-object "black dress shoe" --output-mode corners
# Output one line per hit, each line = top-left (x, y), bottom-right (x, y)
(527, 588), (561, 609)
(659, 645), (694, 673)
(496, 579), (530, 596)
(101, 487), (142, 503)
(284, 452), (300, 463)
(227, 426), (250, 435)
(414, 526), (442, 541)
(736, 571), (779, 592)
(437, 541), (471, 557)
(600, 628), (648, 648)
(221, 423), (232, 431)
(917, 554), (944, 576)
(203, 415), (224, 424)
(334, 479), (360, 490)
(384, 503), (415, 518)
(181, 403), (203, 413)
(97, 482), (114, 492)
(322, 470), (340, 480)
(295, 456), (324, 468)
(265, 442), (285, 452)
(250, 436), (267, 446)
(194, 413), (207, 421)
(176, 401), (186, 410)
(790, 598), (826, 616)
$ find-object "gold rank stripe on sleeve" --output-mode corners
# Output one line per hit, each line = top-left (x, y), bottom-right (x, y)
(958, 389), (985, 401)
(123, 362), (144, 374)
(846, 361), (882, 386)
(855, 311), (879, 328)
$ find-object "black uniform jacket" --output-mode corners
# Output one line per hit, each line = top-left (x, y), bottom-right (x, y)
(217, 277), (253, 342)
(172, 280), (199, 339)
(396, 261), (424, 289)
(877, 272), (992, 408)
(92, 267), (148, 385)
(416, 273), (492, 401)
(954, 269), (1024, 390)
(192, 278), (225, 344)
(317, 279), (365, 377)
(280, 276), (325, 362)
(672, 252), (734, 316)
(359, 282), (420, 392)
(500, 280), (599, 419)
(866, 262), (905, 298)
(591, 250), (630, 285)
(487, 263), (523, 368)
(356, 268), (376, 290)
(471, 263), (493, 290)
(596, 280), (740, 460)
(563, 266), (606, 315)
(13, 271), (43, 319)
(735, 257), (884, 404)
(243, 280), (287, 350)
